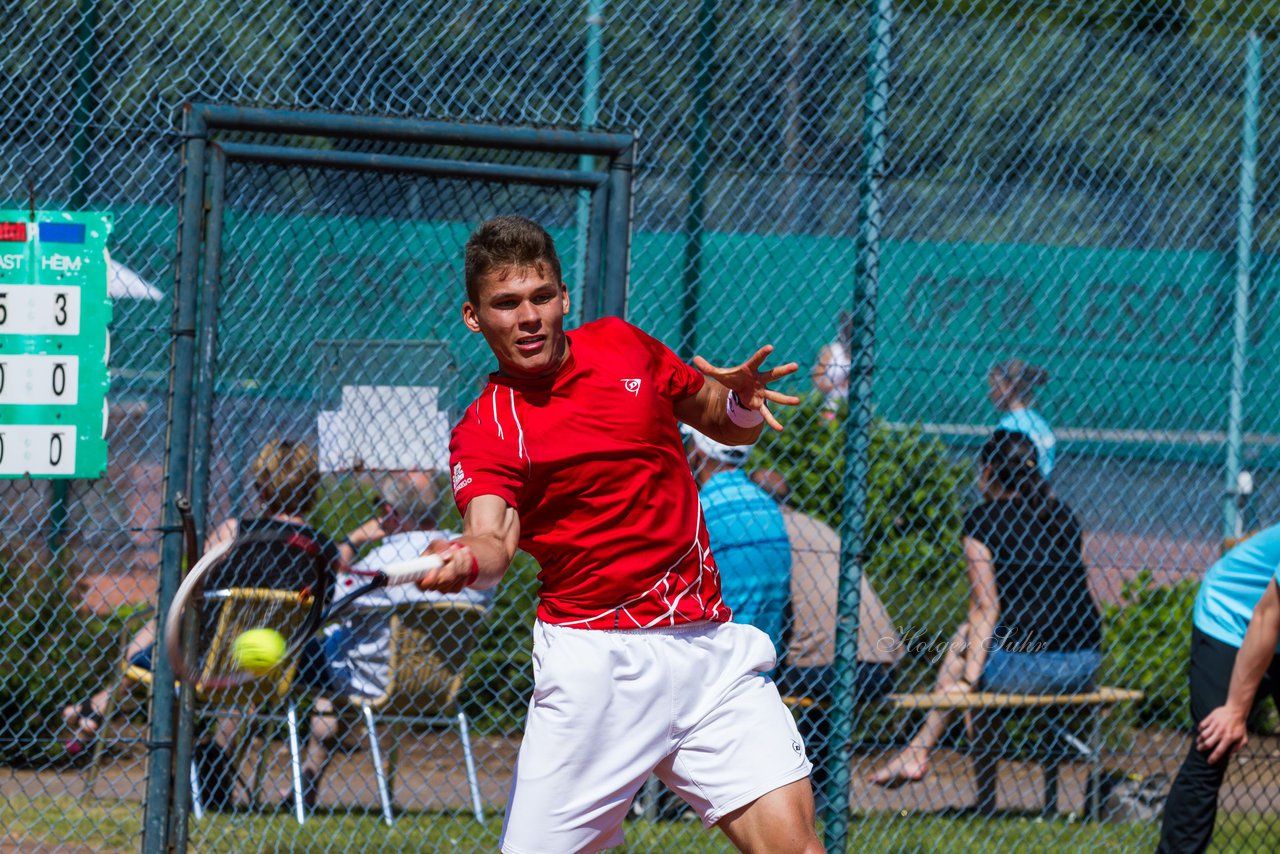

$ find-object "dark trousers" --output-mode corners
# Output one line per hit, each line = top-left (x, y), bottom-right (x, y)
(1156, 627), (1280, 854)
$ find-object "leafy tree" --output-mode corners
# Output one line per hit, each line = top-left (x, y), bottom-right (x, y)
(751, 395), (974, 688)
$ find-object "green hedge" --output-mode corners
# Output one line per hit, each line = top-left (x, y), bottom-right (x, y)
(752, 397), (973, 688)
(1102, 570), (1197, 731)
(0, 542), (141, 767)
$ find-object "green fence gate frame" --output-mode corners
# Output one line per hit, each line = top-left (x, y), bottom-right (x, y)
(150, 103), (636, 854)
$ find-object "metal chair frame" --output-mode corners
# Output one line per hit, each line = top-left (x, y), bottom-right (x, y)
(335, 599), (488, 825)
(87, 588), (314, 822)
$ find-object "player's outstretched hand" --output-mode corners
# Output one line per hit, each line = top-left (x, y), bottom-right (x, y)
(692, 344), (801, 431)
(1197, 705), (1248, 764)
(414, 538), (474, 595)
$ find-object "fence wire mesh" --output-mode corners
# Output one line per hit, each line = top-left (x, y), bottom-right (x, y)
(5, 1), (1280, 852)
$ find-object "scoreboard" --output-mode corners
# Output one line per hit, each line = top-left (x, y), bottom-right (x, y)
(0, 211), (111, 478)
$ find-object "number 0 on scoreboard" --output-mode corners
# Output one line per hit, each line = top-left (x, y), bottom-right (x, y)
(0, 211), (111, 479)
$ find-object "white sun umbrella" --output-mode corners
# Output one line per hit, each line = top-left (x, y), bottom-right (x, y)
(106, 252), (164, 300)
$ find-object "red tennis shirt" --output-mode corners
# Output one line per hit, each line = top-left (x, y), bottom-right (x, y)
(449, 316), (731, 629)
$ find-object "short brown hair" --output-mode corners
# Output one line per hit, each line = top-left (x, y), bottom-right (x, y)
(252, 439), (319, 517)
(463, 215), (562, 303)
(988, 358), (1049, 403)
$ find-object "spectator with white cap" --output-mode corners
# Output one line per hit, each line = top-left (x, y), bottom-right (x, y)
(683, 426), (792, 660)
(647, 427), (793, 822)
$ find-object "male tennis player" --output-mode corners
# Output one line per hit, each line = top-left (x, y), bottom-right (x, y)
(415, 215), (824, 853)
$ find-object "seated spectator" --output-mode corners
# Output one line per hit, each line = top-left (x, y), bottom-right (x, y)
(987, 358), (1055, 478)
(868, 429), (1101, 787)
(281, 469), (494, 811)
(751, 468), (900, 801)
(61, 438), (344, 808)
(683, 427), (790, 659)
(651, 429), (790, 821)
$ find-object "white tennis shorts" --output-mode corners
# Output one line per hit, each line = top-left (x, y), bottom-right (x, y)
(499, 619), (812, 854)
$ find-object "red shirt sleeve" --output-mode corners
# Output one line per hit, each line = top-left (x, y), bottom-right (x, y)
(448, 394), (527, 516)
(611, 318), (705, 402)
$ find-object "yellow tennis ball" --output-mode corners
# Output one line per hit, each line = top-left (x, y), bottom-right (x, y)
(232, 628), (287, 676)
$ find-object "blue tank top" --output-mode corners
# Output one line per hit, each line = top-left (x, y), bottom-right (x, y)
(1193, 523), (1280, 651)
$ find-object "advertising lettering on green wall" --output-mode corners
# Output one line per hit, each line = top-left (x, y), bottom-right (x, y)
(108, 203), (1272, 450)
(875, 240), (1242, 434)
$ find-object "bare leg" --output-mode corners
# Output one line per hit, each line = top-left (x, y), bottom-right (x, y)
(717, 778), (825, 854)
(868, 624), (973, 787)
(64, 620), (158, 742)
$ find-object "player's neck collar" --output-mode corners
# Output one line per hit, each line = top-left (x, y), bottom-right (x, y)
(491, 338), (575, 390)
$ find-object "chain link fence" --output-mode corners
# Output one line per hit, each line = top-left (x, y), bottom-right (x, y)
(5, 0), (1280, 851)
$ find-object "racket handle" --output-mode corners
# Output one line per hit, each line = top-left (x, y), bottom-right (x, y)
(378, 554), (445, 586)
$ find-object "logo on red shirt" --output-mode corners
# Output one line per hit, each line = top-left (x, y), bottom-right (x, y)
(452, 462), (472, 493)
(621, 378), (642, 396)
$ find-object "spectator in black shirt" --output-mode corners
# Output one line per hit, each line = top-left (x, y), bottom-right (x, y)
(869, 429), (1101, 786)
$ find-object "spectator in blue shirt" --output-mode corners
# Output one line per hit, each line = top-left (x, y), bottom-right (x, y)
(648, 428), (793, 822)
(1157, 525), (1280, 853)
(988, 358), (1055, 478)
(682, 426), (791, 661)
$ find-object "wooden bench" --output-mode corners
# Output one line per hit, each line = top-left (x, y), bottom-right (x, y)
(883, 686), (1144, 818)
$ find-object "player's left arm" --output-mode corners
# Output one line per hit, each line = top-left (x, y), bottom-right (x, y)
(1197, 578), (1280, 763)
(674, 344), (801, 443)
(416, 493), (519, 594)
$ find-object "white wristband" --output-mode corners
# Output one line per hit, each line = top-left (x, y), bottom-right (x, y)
(726, 390), (764, 428)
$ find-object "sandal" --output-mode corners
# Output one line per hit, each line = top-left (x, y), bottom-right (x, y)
(62, 699), (104, 756)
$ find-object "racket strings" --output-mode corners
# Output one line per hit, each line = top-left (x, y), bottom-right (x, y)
(205, 536), (331, 596)
(170, 532), (332, 691)
(193, 588), (316, 699)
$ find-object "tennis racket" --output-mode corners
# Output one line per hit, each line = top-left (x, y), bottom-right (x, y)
(162, 525), (443, 689)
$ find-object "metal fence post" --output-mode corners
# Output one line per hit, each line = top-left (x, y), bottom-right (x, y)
(573, 0), (605, 316)
(678, 0), (717, 357)
(164, 143), (227, 854)
(826, 1), (894, 850)
(140, 103), (206, 854)
(1224, 30), (1261, 541)
(46, 0), (101, 558)
(604, 137), (636, 318)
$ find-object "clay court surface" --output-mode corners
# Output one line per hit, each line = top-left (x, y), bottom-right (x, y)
(6, 724), (1279, 822)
